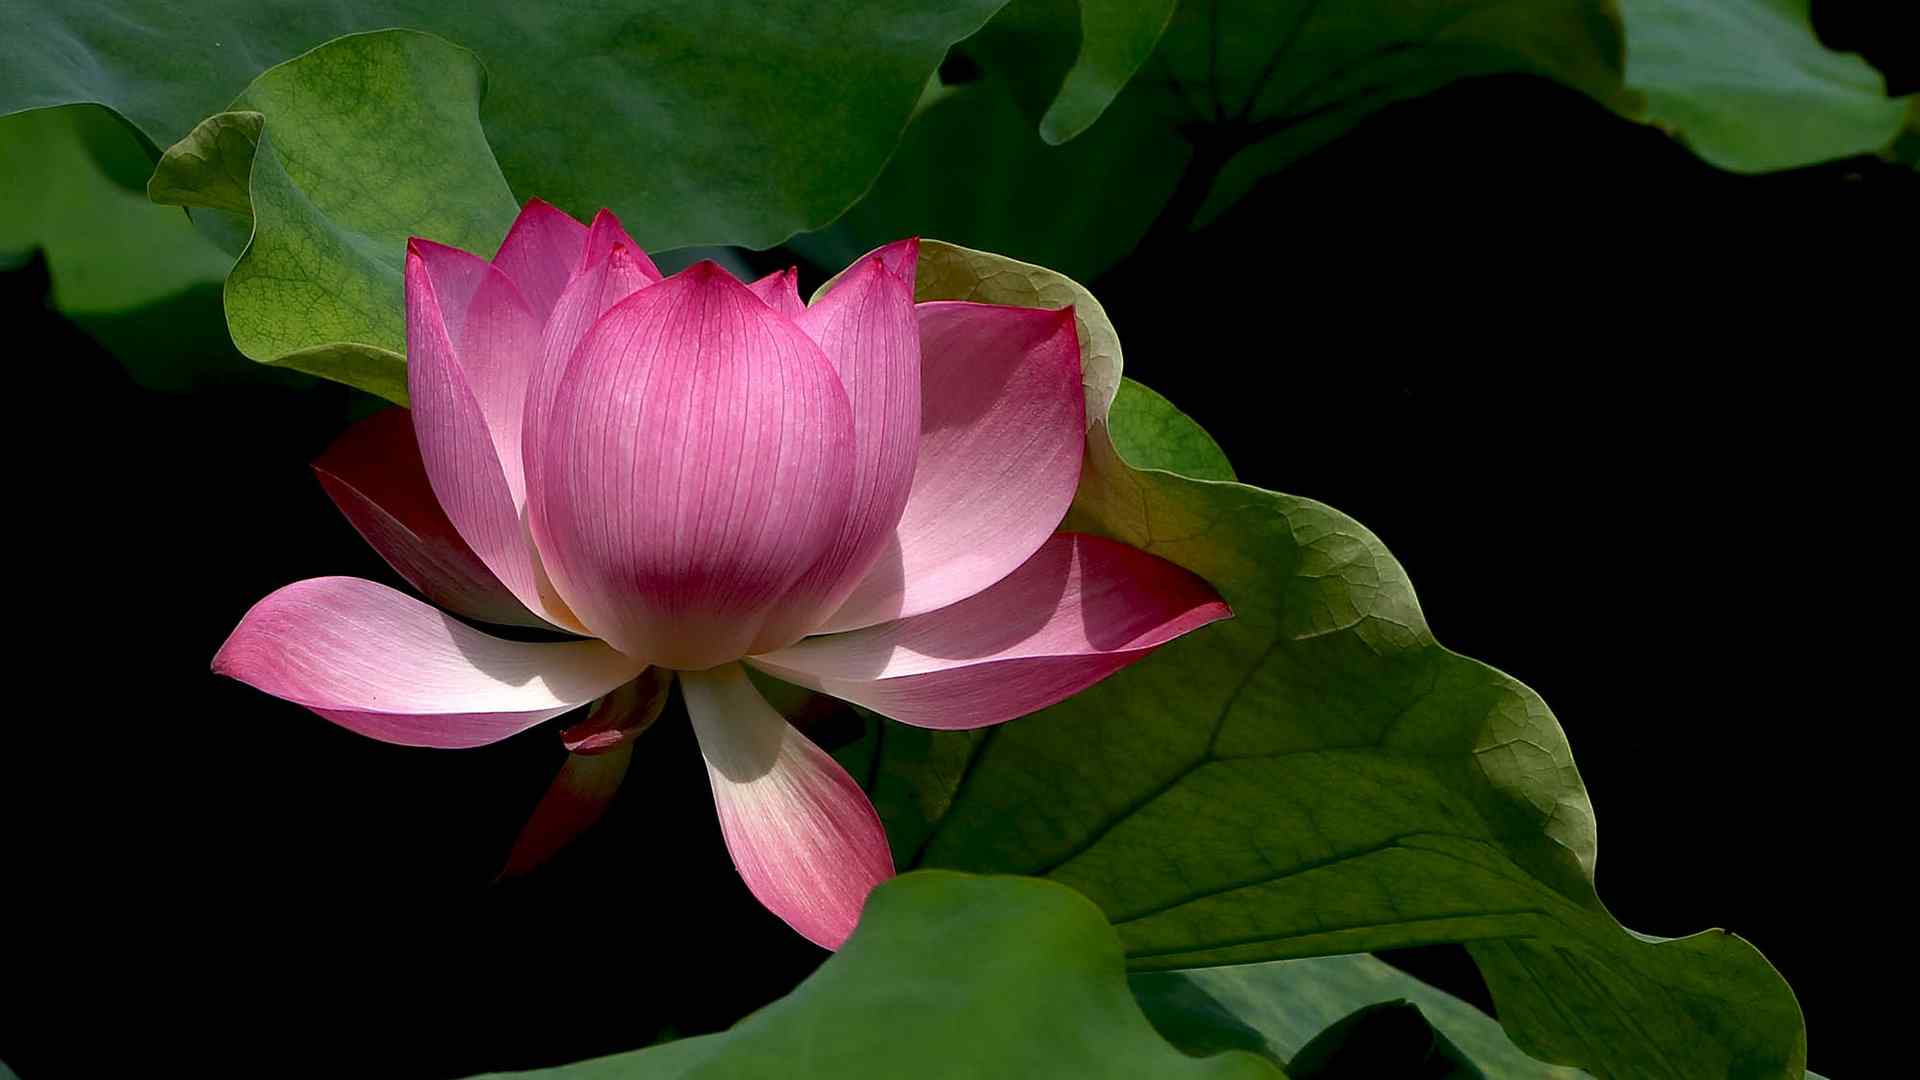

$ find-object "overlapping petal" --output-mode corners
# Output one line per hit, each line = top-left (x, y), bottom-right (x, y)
(490, 198), (589, 323)
(532, 262), (855, 668)
(312, 407), (539, 628)
(759, 241), (921, 645)
(681, 663), (893, 950)
(212, 577), (645, 748)
(751, 533), (1230, 730)
(522, 244), (660, 618)
(580, 208), (663, 282)
(405, 242), (576, 628)
(747, 267), (806, 321)
(821, 301), (1086, 632)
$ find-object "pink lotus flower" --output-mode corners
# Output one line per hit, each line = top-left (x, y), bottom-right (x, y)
(214, 200), (1230, 948)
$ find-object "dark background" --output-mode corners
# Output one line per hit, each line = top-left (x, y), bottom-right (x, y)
(6, 7), (1910, 1075)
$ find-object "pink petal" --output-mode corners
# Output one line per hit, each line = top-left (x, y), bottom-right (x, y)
(821, 300), (1086, 633)
(498, 669), (670, 879)
(522, 245), (659, 618)
(747, 267), (806, 321)
(534, 262), (856, 669)
(313, 408), (539, 628)
(406, 238), (543, 501)
(757, 243), (921, 646)
(491, 198), (589, 323)
(750, 533), (1230, 730)
(870, 235), (920, 280)
(681, 664), (893, 950)
(212, 577), (646, 748)
(406, 242), (578, 629)
(580, 208), (663, 282)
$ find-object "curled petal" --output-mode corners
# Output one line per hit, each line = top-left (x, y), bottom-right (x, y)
(682, 664), (893, 950)
(491, 198), (589, 323)
(213, 577), (645, 748)
(534, 262), (855, 668)
(747, 267), (806, 321)
(313, 408), (539, 628)
(406, 243), (577, 628)
(750, 533), (1230, 729)
(759, 243), (921, 644)
(822, 300), (1085, 632)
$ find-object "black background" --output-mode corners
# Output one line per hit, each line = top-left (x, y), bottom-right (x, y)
(6, 6), (1911, 1075)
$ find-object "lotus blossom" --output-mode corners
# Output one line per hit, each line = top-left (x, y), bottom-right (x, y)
(214, 199), (1231, 948)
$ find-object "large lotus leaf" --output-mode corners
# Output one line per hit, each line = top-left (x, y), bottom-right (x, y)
(845, 240), (1805, 1079)
(145, 31), (520, 403)
(0, 0), (1004, 251)
(479, 872), (1279, 1079)
(1133, 954), (1590, 1077)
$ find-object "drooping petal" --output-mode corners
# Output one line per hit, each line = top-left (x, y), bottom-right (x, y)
(491, 198), (588, 323)
(522, 244), (659, 616)
(212, 577), (646, 748)
(534, 262), (856, 669)
(497, 741), (634, 880)
(406, 242), (576, 628)
(580, 208), (663, 282)
(312, 407), (539, 628)
(747, 267), (805, 321)
(750, 533), (1230, 730)
(757, 243), (921, 646)
(821, 300), (1085, 633)
(498, 668), (671, 879)
(681, 664), (893, 950)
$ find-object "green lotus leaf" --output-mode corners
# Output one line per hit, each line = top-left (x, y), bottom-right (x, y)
(147, 31), (520, 402)
(844, 239), (1806, 1079)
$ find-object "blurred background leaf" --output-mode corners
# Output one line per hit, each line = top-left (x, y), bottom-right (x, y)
(1620, 0), (1912, 170)
(805, 0), (1913, 280)
(0, 103), (300, 393)
(0, 0), (1004, 251)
